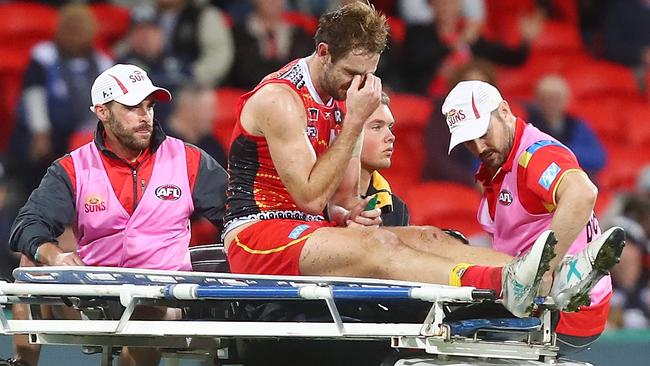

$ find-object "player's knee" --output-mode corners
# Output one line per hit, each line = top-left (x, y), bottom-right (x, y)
(366, 228), (402, 253)
(356, 229), (403, 276)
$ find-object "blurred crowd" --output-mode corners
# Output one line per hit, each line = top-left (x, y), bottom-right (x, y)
(0, 0), (650, 331)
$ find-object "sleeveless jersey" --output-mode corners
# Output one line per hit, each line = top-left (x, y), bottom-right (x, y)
(224, 58), (346, 229)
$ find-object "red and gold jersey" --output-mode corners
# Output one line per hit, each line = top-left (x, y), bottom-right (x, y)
(224, 59), (346, 229)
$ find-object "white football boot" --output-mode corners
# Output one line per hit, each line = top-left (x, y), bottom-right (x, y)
(550, 226), (625, 312)
(501, 230), (557, 317)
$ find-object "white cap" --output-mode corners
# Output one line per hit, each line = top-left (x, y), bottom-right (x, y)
(90, 64), (171, 111)
(441, 80), (503, 153)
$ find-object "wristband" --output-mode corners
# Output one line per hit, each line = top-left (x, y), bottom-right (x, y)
(34, 246), (41, 263)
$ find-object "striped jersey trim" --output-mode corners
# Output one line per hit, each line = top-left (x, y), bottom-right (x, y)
(234, 233), (312, 255)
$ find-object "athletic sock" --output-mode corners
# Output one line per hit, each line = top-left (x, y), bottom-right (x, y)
(449, 263), (503, 293)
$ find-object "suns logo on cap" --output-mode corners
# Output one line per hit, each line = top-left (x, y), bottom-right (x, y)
(155, 184), (182, 201)
(129, 70), (146, 83)
(446, 109), (467, 127)
(84, 195), (107, 213)
(498, 189), (513, 206)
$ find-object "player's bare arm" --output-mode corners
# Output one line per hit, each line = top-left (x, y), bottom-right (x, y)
(548, 170), (598, 270)
(240, 75), (381, 215)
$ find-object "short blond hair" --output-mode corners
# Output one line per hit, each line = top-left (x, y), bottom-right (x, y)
(314, 2), (388, 62)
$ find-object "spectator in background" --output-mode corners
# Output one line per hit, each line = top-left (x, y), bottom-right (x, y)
(398, 0), (542, 95)
(226, 0), (314, 89)
(603, 0), (650, 90)
(167, 84), (228, 172)
(116, 5), (193, 126)
(156, 0), (234, 87)
(166, 83), (228, 246)
(577, 0), (608, 57)
(0, 161), (18, 282)
(421, 60), (492, 185)
(9, 4), (112, 196)
(608, 216), (649, 329)
(526, 74), (606, 182)
(602, 165), (650, 234)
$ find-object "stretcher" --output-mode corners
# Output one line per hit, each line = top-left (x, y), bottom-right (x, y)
(0, 255), (593, 365)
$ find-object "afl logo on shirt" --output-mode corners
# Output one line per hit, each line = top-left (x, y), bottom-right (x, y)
(498, 189), (513, 206)
(155, 184), (182, 201)
(84, 195), (107, 213)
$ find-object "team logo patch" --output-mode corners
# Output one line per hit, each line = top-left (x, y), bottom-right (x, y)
(155, 184), (182, 201)
(445, 109), (467, 127)
(498, 189), (513, 206)
(539, 162), (561, 190)
(288, 224), (310, 240)
(84, 195), (106, 213)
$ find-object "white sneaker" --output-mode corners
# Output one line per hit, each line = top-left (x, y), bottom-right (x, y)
(550, 226), (625, 312)
(502, 230), (557, 318)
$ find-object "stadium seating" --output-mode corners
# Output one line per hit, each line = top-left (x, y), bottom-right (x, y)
(404, 182), (483, 235)
(621, 100), (650, 148)
(570, 96), (624, 149)
(563, 61), (640, 100)
(599, 146), (650, 191)
(384, 93), (433, 185)
(386, 16), (406, 45)
(531, 21), (584, 54)
(283, 11), (318, 35)
(213, 88), (246, 151)
(90, 3), (131, 54)
(0, 3), (58, 48)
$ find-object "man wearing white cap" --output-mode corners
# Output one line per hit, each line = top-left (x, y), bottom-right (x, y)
(6, 64), (227, 366)
(441, 80), (626, 354)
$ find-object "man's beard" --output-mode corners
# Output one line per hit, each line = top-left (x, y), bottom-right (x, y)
(107, 113), (151, 151)
(322, 73), (346, 101)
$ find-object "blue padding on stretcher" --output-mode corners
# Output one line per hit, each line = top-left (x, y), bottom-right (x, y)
(446, 317), (541, 336)
(183, 285), (414, 300)
(331, 287), (412, 300)
(194, 286), (303, 299)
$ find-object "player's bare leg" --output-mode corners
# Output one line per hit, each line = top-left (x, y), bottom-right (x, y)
(383, 226), (512, 266)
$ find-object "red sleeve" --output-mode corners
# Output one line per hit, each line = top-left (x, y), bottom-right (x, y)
(185, 144), (202, 193)
(58, 155), (76, 195)
(521, 145), (582, 205)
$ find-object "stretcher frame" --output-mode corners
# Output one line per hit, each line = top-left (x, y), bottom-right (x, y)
(0, 267), (570, 365)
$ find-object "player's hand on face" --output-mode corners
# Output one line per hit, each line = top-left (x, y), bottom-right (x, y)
(346, 196), (382, 227)
(346, 73), (382, 129)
